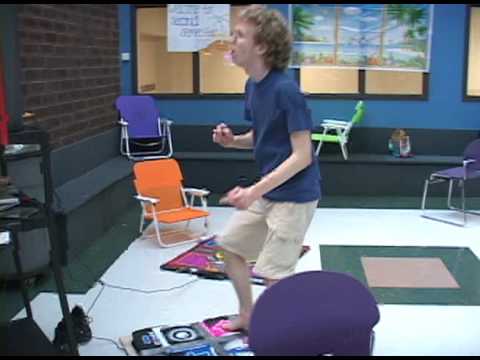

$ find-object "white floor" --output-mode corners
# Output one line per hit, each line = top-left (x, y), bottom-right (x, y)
(13, 207), (480, 356)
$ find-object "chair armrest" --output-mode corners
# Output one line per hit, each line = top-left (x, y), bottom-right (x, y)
(134, 195), (159, 204)
(158, 118), (173, 126)
(463, 159), (477, 173)
(183, 188), (210, 197)
(118, 119), (128, 126)
(322, 119), (349, 126)
(319, 123), (348, 130)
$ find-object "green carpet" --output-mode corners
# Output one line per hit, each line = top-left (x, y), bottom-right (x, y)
(320, 245), (480, 305)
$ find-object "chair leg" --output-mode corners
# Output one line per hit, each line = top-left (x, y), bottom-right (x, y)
(445, 179), (480, 221)
(151, 212), (165, 247)
(120, 128), (128, 156)
(340, 141), (348, 160)
(199, 217), (209, 238)
(165, 125), (174, 158)
(447, 179), (454, 209)
(421, 178), (467, 227)
(421, 179), (430, 213)
(446, 179), (466, 222)
(124, 134), (135, 161)
(449, 180), (468, 226)
(139, 208), (145, 234)
(315, 140), (323, 156)
(461, 180), (467, 226)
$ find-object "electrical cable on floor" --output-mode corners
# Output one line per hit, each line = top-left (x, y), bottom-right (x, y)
(63, 253), (201, 295)
(97, 277), (201, 294)
(82, 284), (127, 355)
(82, 277), (200, 355)
(86, 277), (200, 315)
(91, 336), (128, 356)
(86, 281), (106, 316)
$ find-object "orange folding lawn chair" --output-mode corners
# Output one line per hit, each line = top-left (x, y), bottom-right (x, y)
(133, 159), (210, 247)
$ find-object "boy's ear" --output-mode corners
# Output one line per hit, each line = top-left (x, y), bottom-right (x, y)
(256, 43), (267, 56)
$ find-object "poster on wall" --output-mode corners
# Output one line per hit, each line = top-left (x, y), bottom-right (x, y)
(168, 4), (230, 52)
(290, 4), (433, 72)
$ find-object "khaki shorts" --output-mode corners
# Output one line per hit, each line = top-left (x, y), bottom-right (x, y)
(218, 198), (318, 280)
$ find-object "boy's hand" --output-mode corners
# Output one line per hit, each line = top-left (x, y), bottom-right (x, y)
(222, 186), (259, 210)
(212, 123), (235, 148)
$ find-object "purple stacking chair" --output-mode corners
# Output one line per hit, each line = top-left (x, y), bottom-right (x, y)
(421, 138), (480, 227)
(115, 95), (173, 161)
(248, 271), (380, 356)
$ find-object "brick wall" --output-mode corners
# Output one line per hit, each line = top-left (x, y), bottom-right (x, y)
(18, 4), (121, 148)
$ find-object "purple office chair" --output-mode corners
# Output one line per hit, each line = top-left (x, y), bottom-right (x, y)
(248, 271), (380, 356)
(421, 138), (480, 227)
(115, 95), (173, 161)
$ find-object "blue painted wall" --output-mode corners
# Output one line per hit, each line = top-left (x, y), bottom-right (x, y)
(119, 4), (480, 130)
(119, 5), (133, 96)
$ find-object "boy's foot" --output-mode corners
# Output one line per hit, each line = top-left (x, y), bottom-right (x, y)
(222, 315), (249, 333)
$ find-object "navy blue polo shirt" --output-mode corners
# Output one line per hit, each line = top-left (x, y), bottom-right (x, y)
(244, 69), (321, 202)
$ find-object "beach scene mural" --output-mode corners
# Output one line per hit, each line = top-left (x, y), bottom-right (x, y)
(291, 4), (433, 71)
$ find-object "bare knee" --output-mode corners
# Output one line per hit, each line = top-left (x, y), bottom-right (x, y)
(222, 248), (247, 267)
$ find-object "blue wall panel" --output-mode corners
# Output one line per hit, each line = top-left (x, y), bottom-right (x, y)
(119, 5), (133, 96)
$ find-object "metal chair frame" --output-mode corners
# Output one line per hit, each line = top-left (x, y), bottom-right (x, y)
(421, 160), (480, 227)
(421, 139), (480, 227)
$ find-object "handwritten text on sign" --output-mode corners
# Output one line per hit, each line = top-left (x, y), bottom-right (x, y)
(168, 4), (230, 52)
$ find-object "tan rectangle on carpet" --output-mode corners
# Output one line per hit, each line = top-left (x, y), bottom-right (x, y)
(361, 257), (460, 288)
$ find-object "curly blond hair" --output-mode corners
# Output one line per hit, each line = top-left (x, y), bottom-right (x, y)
(238, 4), (292, 71)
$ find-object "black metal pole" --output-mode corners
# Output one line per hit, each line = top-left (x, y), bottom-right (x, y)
(10, 230), (33, 319)
(42, 130), (79, 355)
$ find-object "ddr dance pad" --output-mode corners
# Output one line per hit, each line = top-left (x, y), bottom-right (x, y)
(122, 315), (252, 356)
(160, 237), (311, 285)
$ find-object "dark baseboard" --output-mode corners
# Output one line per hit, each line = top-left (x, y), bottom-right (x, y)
(176, 154), (480, 198)
(172, 124), (480, 156)
(172, 125), (480, 197)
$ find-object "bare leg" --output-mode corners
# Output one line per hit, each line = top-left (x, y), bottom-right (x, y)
(265, 278), (279, 288)
(222, 249), (253, 332)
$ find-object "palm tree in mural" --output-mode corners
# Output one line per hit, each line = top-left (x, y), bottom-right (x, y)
(404, 7), (427, 48)
(379, 6), (388, 65)
(387, 4), (427, 46)
(387, 4), (409, 24)
(293, 6), (315, 41)
(333, 5), (340, 64)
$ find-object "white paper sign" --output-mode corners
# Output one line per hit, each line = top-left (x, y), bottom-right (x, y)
(168, 4), (230, 52)
(0, 231), (11, 246)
